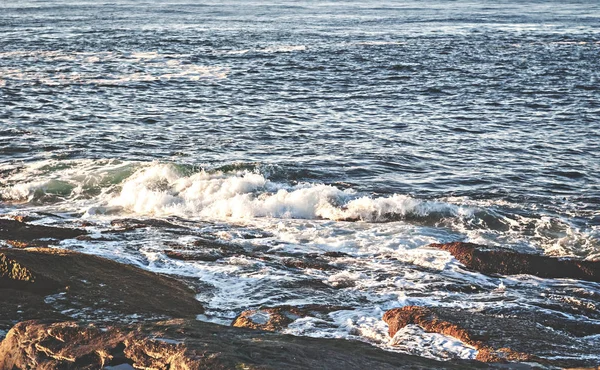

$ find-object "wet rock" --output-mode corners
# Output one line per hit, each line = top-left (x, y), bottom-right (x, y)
(164, 249), (222, 262)
(0, 252), (61, 294)
(0, 321), (129, 369)
(9, 215), (40, 223)
(110, 218), (184, 230)
(483, 306), (600, 338)
(162, 238), (251, 262)
(192, 238), (246, 254)
(323, 251), (350, 258)
(429, 242), (600, 283)
(283, 257), (338, 271)
(280, 278), (332, 290)
(239, 230), (273, 239)
(0, 219), (86, 243)
(0, 248), (490, 369)
(0, 247), (203, 332)
(232, 305), (352, 332)
(4, 240), (47, 248)
(442, 283), (485, 294)
(383, 306), (599, 367)
(0, 319), (483, 370)
(75, 235), (110, 242)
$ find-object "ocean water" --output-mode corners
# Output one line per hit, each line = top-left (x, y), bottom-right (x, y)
(1, 0), (600, 362)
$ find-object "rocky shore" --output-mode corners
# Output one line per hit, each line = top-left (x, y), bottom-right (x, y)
(1, 218), (599, 369)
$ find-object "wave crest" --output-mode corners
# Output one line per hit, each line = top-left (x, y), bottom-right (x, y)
(104, 164), (467, 221)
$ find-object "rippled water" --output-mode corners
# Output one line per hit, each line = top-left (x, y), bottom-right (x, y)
(1, 0), (600, 363)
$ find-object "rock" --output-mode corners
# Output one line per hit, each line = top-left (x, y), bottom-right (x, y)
(110, 218), (184, 229)
(232, 304), (352, 332)
(429, 242), (600, 283)
(9, 215), (40, 223)
(0, 319), (485, 370)
(0, 252), (61, 293)
(323, 251), (350, 258)
(0, 247), (204, 334)
(0, 219), (86, 243)
(0, 245), (494, 369)
(163, 238), (250, 262)
(0, 321), (129, 370)
(193, 238), (246, 255)
(383, 306), (599, 367)
(164, 249), (222, 262)
(283, 257), (338, 271)
(3, 240), (44, 248)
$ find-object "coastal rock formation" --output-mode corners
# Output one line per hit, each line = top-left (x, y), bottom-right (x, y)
(0, 247), (204, 334)
(383, 306), (600, 367)
(0, 218), (86, 246)
(0, 319), (485, 370)
(232, 305), (352, 331)
(429, 242), (600, 282)
(0, 243), (488, 369)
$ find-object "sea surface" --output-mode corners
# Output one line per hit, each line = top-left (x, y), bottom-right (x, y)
(1, 0), (600, 362)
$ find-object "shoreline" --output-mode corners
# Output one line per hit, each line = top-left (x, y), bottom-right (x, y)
(1, 217), (599, 368)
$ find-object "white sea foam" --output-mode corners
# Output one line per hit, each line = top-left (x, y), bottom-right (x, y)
(261, 45), (306, 53)
(390, 324), (477, 360)
(101, 163), (468, 222)
(0, 50), (228, 86)
(354, 41), (406, 46)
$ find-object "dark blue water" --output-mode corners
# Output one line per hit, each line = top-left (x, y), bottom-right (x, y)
(2, 0), (599, 194)
(1, 0), (600, 362)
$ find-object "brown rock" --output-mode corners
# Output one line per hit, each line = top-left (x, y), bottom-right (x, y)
(0, 319), (484, 370)
(383, 306), (537, 363)
(233, 305), (353, 332)
(0, 245), (490, 370)
(9, 215), (40, 223)
(383, 306), (599, 367)
(0, 321), (129, 369)
(429, 242), (600, 282)
(4, 240), (43, 248)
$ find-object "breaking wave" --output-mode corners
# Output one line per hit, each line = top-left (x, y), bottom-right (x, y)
(0, 160), (468, 222)
(2, 160), (597, 259)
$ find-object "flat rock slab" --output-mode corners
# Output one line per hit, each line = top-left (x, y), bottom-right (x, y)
(0, 319), (490, 370)
(384, 306), (600, 368)
(429, 242), (600, 283)
(0, 247), (204, 332)
(0, 219), (86, 243)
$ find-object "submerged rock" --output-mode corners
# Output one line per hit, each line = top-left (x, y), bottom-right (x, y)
(429, 242), (600, 283)
(0, 319), (482, 370)
(232, 304), (352, 332)
(109, 218), (184, 230)
(383, 305), (599, 367)
(164, 249), (222, 262)
(282, 257), (339, 271)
